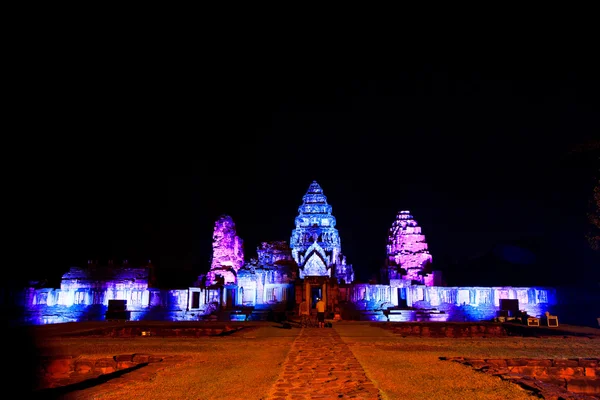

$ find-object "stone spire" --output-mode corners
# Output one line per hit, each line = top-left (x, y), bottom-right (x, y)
(384, 210), (432, 284)
(206, 214), (244, 285)
(290, 181), (354, 283)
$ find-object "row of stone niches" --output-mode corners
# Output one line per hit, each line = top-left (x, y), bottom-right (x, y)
(443, 357), (599, 398)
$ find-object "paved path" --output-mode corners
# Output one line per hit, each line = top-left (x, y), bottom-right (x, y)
(267, 327), (382, 400)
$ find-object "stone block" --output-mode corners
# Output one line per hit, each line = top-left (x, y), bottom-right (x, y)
(578, 358), (599, 368)
(506, 358), (530, 366)
(117, 361), (136, 369)
(553, 359), (579, 367)
(508, 366), (547, 377)
(485, 359), (508, 368)
(462, 358), (485, 368)
(74, 360), (94, 374)
(548, 366), (585, 378)
(114, 354), (134, 362)
(43, 357), (74, 375)
(525, 359), (552, 367)
(94, 358), (117, 373)
(97, 366), (115, 374)
(132, 354), (151, 363)
(536, 375), (567, 388)
(566, 377), (600, 395)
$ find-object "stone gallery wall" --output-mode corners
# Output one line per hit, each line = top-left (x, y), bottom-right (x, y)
(9, 287), (206, 325)
(7, 280), (564, 326)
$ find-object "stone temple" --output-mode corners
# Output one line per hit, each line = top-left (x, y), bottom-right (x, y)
(5, 180), (598, 327)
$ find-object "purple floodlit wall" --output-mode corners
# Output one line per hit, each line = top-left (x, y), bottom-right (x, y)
(383, 210), (433, 285)
(8, 274), (218, 325)
(406, 285), (558, 322)
(236, 270), (294, 306)
(4, 280), (564, 326)
(236, 241), (296, 306)
(290, 181), (354, 283)
(341, 282), (558, 323)
(205, 215), (244, 285)
(14, 287), (217, 325)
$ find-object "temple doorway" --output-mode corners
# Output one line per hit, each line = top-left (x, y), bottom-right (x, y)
(225, 288), (236, 309)
(311, 287), (322, 308)
(397, 288), (407, 308)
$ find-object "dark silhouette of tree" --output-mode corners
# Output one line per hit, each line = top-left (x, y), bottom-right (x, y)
(418, 259), (433, 277)
(567, 139), (599, 251)
(589, 183), (600, 250)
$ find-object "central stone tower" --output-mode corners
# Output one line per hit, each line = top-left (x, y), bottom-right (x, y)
(290, 181), (354, 283)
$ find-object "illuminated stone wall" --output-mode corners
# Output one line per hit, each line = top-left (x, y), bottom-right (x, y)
(237, 241), (296, 306)
(12, 286), (211, 325)
(406, 285), (558, 322)
(8, 260), (215, 325)
(60, 260), (151, 292)
(8, 280), (563, 326)
(341, 283), (558, 322)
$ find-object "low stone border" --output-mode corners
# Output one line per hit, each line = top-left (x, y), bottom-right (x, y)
(441, 356), (600, 399)
(380, 322), (508, 337)
(36, 353), (164, 390)
(379, 322), (600, 338)
(59, 324), (245, 337)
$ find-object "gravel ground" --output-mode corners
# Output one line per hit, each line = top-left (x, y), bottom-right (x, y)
(21, 321), (600, 400)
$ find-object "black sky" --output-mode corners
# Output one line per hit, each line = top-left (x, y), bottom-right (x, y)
(14, 61), (599, 288)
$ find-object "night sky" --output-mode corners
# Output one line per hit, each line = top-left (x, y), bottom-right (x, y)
(15, 63), (599, 289)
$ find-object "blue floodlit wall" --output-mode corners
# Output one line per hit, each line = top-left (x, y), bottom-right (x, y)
(5, 280), (574, 326)
(5, 287), (205, 325)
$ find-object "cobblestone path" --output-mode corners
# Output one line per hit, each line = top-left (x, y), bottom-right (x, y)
(267, 326), (382, 400)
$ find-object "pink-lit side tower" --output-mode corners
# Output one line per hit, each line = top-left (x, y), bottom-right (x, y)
(205, 214), (244, 285)
(383, 210), (433, 285)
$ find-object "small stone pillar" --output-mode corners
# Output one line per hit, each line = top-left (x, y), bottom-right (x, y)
(305, 281), (311, 309)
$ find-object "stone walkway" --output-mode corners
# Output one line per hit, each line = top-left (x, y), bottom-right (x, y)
(267, 327), (382, 400)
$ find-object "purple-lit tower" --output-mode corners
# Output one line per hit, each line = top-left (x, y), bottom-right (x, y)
(205, 215), (244, 285)
(383, 210), (433, 285)
(290, 181), (354, 283)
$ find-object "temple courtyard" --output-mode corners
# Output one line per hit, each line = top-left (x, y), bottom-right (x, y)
(18, 321), (600, 399)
